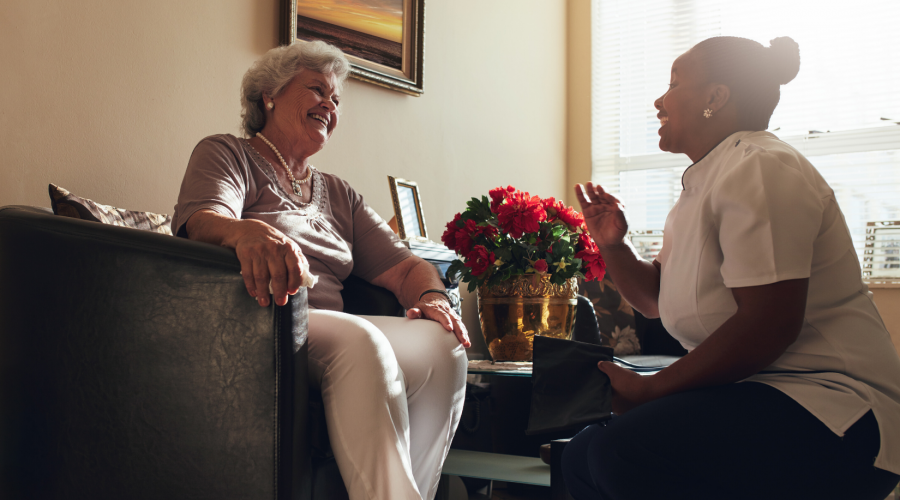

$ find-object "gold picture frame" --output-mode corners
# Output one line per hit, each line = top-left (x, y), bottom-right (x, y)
(282, 0), (425, 96)
(388, 176), (428, 241)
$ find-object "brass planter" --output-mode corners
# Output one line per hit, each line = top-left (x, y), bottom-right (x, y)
(477, 275), (578, 362)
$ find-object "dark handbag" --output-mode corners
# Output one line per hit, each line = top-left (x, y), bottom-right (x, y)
(525, 336), (615, 435)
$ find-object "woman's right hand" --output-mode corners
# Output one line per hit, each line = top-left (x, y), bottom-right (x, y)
(231, 219), (306, 307)
(575, 182), (629, 248)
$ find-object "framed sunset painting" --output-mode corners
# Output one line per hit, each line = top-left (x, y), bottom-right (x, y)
(282, 0), (424, 95)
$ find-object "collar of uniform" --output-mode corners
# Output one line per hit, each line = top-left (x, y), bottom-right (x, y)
(680, 130), (760, 190)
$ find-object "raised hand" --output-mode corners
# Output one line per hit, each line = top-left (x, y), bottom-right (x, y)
(575, 182), (629, 248)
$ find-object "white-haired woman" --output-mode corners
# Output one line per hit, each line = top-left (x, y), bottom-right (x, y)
(172, 41), (469, 500)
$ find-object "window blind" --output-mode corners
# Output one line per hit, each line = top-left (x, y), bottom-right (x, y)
(591, 0), (900, 262)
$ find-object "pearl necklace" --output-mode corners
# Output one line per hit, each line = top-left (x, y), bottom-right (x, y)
(256, 132), (313, 196)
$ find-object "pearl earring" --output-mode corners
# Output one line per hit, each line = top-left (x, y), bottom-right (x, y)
(703, 108), (713, 118)
(267, 102), (274, 110)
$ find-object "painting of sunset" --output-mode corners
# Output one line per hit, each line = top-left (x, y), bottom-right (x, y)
(296, 0), (403, 71)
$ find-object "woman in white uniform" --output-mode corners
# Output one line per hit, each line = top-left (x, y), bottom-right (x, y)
(562, 36), (900, 499)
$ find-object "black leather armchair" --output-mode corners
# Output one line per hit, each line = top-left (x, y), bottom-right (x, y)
(0, 205), (348, 499)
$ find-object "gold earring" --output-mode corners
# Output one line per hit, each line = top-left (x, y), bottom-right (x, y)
(267, 102), (274, 110)
(703, 108), (713, 118)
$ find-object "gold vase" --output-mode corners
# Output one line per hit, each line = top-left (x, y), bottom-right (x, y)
(477, 274), (578, 362)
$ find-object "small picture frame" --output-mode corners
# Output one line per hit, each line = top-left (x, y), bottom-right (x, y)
(388, 176), (428, 241)
(863, 220), (900, 279)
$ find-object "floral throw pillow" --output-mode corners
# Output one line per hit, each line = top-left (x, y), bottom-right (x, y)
(48, 183), (173, 236)
(579, 275), (640, 356)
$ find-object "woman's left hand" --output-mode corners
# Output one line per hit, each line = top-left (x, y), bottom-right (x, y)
(407, 297), (471, 348)
(598, 361), (656, 415)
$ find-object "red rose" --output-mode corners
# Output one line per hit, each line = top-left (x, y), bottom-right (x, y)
(454, 220), (476, 254)
(465, 245), (496, 277)
(541, 197), (557, 215)
(557, 206), (585, 230)
(441, 213), (463, 251)
(533, 259), (548, 274)
(580, 253), (606, 282)
(497, 190), (547, 238)
(471, 221), (499, 241)
(575, 232), (597, 253)
(575, 233), (606, 282)
(454, 219), (498, 254)
(489, 185), (516, 213)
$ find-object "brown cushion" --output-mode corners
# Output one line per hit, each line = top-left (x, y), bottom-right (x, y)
(48, 183), (173, 236)
(579, 275), (640, 356)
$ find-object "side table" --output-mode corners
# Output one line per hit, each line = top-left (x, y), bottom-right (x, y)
(439, 356), (676, 500)
(437, 361), (564, 500)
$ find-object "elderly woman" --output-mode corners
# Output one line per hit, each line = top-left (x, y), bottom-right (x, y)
(172, 41), (469, 500)
(563, 37), (900, 499)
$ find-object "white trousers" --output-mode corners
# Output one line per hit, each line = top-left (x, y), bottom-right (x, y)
(308, 310), (468, 500)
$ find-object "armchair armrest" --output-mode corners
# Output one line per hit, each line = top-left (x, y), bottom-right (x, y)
(0, 206), (308, 500)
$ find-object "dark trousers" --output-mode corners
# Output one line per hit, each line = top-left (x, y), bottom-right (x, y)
(562, 382), (899, 500)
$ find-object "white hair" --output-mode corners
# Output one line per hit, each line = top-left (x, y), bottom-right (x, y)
(240, 41), (350, 137)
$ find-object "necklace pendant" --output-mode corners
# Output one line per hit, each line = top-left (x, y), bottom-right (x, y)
(292, 180), (302, 196)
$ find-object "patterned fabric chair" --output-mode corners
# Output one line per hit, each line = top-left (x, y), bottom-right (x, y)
(580, 275), (687, 357)
(579, 275), (641, 356)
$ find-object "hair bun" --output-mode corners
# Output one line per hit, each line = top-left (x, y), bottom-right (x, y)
(768, 36), (800, 85)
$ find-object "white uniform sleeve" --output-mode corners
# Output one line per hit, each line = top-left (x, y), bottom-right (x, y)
(711, 147), (824, 288)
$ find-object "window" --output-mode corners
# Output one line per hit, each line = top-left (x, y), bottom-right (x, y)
(591, 0), (900, 263)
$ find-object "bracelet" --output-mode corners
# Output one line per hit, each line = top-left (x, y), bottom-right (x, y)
(418, 289), (451, 303)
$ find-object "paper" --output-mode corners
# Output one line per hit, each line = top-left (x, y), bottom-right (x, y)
(240, 258), (319, 295)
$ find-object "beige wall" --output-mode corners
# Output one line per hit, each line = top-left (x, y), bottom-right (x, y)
(0, 1), (567, 350)
(0, 0), (566, 220)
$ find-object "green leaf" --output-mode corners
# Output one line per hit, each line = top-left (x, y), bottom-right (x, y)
(494, 247), (513, 261)
(447, 260), (465, 282)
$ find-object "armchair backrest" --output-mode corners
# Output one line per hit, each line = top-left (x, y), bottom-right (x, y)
(0, 206), (307, 500)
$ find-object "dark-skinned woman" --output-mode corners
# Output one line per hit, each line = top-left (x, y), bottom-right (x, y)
(563, 36), (900, 500)
(172, 41), (469, 500)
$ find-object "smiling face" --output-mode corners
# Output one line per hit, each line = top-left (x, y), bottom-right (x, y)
(265, 70), (341, 157)
(654, 50), (716, 159)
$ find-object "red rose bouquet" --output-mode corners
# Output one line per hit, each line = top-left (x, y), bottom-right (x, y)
(442, 185), (606, 291)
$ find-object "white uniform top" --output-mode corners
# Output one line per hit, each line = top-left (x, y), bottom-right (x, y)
(656, 130), (900, 474)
